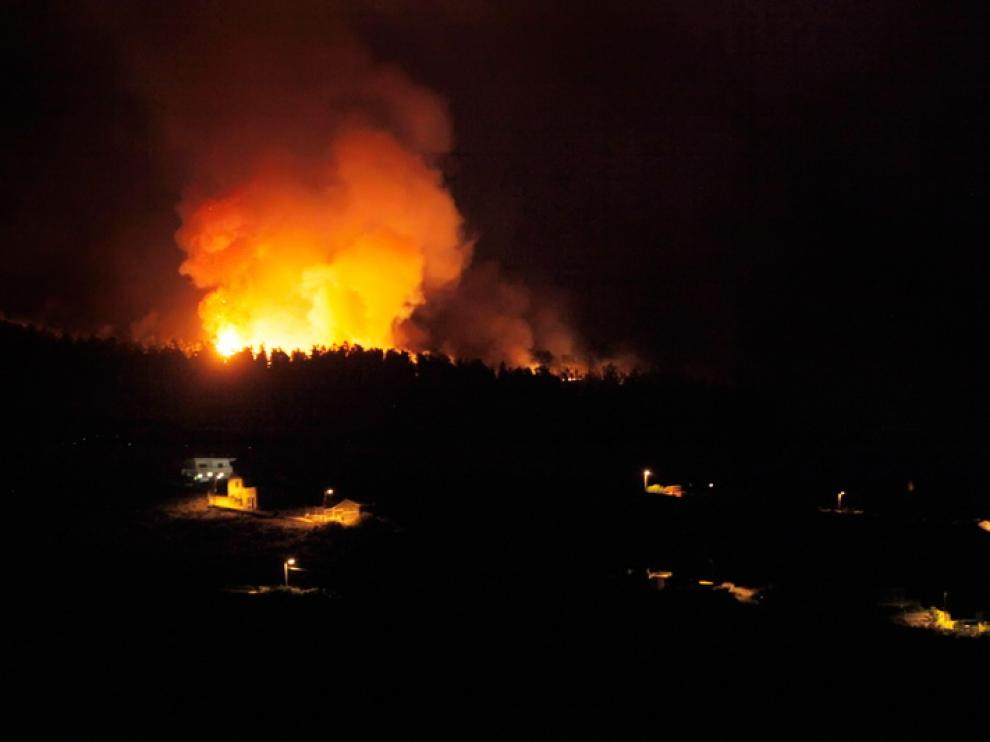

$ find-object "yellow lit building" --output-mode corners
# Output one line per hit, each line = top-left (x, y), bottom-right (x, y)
(207, 476), (259, 512)
(301, 498), (365, 526)
(646, 483), (684, 497)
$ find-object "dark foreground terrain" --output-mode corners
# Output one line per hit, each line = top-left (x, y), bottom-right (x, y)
(6, 322), (988, 738)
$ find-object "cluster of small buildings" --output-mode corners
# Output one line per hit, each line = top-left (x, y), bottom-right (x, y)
(297, 498), (364, 527)
(641, 470), (719, 498)
(896, 605), (988, 637)
(181, 456), (364, 526)
(645, 568), (764, 605)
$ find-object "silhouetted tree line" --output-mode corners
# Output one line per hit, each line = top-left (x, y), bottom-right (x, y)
(1, 319), (987, 523)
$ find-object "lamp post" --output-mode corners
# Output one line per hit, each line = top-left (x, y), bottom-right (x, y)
(283, 557), (296, 587)
(837, 490), (846, 511)
(643, 469), (652, 491)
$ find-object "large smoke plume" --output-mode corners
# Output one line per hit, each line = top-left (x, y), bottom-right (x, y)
(101, 3), (585, 368)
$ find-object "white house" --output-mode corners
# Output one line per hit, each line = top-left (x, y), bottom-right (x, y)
(181, 457), (236, 482)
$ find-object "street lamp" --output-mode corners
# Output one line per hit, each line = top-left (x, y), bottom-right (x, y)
(283, 557), (297, 587)
(837, 490), (846, 511)
(643, 469), (652, 491)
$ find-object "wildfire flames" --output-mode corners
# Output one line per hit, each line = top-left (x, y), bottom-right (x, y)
(135, 14), (596, 371)
(176, 128), (471, 358)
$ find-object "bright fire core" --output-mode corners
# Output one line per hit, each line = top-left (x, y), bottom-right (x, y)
(176, 129), (471, 359)
(215, 326), (245, 358)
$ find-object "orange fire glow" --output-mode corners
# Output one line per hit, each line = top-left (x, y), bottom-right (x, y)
(176, 128), (472, 358)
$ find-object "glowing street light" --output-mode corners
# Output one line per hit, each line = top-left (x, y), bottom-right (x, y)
(643, 469), (652, 491)
(837, 490), (846, 511)
(283, 557), (297, 587)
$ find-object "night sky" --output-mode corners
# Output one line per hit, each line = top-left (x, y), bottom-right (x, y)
(3, 1), (988, 390)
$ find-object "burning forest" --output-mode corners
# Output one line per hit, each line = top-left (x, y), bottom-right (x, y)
(176, 126), (474, 359)
(101, 6), (590, 371)
(6, 3), (990, 739)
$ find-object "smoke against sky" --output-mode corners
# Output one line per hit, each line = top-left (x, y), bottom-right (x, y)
(100, 2), (583, 367)
(2, 2), (987, 383)
(1, 2), (588, 367)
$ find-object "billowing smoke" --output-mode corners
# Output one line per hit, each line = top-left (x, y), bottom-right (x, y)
(397, 262), (583, 369)
(99, 3), (585, 368)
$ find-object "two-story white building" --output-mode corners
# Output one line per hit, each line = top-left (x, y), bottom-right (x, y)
(181, 457), (236, 482)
